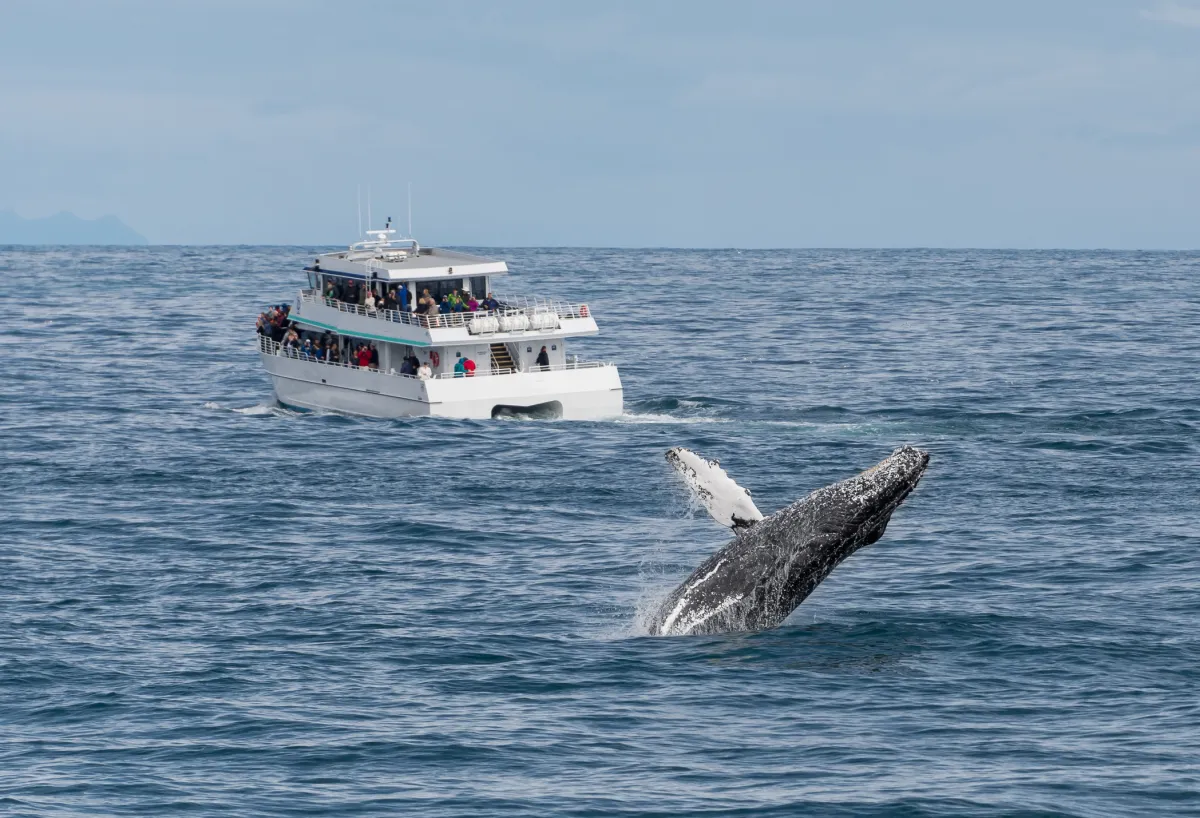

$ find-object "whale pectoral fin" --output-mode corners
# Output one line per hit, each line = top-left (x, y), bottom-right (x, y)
(666, 447), (766, 531)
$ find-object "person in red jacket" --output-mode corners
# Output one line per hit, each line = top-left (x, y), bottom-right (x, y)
(356, 345), (372, 369)
(463, 357), (476, 377)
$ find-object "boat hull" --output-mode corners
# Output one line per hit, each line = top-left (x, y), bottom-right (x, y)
(260, 351), (623, 420)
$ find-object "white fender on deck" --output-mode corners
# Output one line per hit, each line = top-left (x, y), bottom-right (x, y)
(469, 315), (500, 335)
(499, 312), (531, 332)
(665, 448), (765, 531)
(528, 309), (560, 331)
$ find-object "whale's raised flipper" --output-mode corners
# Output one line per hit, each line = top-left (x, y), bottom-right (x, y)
(665, 447), (765, 532)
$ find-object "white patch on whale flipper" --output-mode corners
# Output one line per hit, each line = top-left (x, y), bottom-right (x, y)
(665, 448), (764, 532)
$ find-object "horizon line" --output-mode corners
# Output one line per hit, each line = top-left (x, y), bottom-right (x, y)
(3, 242), (1200, 252)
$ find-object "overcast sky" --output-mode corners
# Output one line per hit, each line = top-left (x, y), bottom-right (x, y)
(3, 0), (1200, 246)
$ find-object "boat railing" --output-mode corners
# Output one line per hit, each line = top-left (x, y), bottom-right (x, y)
(428, 360), (611, 379)
(258, 335), (612, 380)
(490, 294), (593, 321)
(297, 290), (593, 333)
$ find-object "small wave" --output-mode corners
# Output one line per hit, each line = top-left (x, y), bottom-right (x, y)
(233, 404), (280, 416)
(613, 412), (728, 425)
(204, 401), (299, 417)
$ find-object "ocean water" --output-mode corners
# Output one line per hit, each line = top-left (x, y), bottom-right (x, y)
(2, 246), (1198, 817)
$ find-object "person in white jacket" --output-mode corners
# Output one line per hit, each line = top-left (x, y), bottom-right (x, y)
(417, 362), (433, 380)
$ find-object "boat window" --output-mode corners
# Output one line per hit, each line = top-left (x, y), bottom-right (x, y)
(469, 276), (488, 297)
(420, 278), (468, 302)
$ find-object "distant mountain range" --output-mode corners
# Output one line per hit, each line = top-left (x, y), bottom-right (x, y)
(0, 210), (148, 245)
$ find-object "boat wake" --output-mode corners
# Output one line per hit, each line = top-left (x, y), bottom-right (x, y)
(203, 401), (301, 417)
(613, 412), (728, 425)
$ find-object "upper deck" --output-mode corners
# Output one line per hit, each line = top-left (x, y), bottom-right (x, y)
(291, 225), (598, 347)
(291, 288), (599, 347)
(313, 244), (508, 282)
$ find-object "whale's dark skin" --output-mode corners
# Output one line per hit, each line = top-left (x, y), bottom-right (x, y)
(651, 446), (930, 636)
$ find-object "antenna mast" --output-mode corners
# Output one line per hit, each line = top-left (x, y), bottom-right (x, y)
(357, 184), (362, 237)
(367, 184), (372, 232)
(407, 181), (412, 238)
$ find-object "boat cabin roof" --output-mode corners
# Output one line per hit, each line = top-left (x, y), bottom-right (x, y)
(312, 233), (507, 283)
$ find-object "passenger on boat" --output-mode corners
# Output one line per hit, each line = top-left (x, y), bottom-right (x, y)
(301, 338), (316, 360)
(369, 343), (379, 369)
(283, 328), (300, 349)
(418, 361), (433, 380)
(365, 290), (378, 315)
(536, 346), (550, 370)
(257, 305), (285, 336)
(448, 289), (465, 312)
(327, 344), (341, 364)
(467, 295), (480, 312)
(355, 344), (372, 369)
(464, 357), (476, 377)
(440, 295), (454, 315)
(400, 357), (415, 376)
(324, 281), (337, 301)
(482, 293), (500, 312)
(454, 357), (467, 377)
(399, 285), (411, 312)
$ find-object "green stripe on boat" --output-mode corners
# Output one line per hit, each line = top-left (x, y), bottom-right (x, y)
(289, 316), (432, 346)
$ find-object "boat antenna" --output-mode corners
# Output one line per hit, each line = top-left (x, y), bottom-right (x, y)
(357, 184), (362, 237)
(367, 184), (372, 231)
(407, 181), (413, 238)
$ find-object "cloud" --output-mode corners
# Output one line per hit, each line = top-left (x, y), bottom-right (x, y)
(1142, 2), (1200, 27)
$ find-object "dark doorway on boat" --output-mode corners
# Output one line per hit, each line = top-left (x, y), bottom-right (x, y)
(491, 400), (563, 420)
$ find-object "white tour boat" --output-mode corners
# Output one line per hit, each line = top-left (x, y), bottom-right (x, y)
(255, 223), (623, 419)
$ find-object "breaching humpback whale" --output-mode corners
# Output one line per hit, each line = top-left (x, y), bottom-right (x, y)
(651, 446), (930, 637)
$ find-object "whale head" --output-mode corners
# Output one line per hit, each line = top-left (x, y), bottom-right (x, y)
(792, 445), (930, 552)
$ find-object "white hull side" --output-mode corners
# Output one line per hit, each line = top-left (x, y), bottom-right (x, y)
(260, 352), (622, 420)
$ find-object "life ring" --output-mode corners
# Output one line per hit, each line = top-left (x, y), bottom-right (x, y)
(579, 304), (589, 317)
(429, 350), (440, 367)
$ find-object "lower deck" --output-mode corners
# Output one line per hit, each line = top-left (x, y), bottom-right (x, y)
(258, 336), (623, 420)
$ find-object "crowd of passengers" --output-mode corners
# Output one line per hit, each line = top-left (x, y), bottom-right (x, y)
(257, 312), (455, 380)
(322, 278), (501, 318)
(256, 304), (292, 341)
